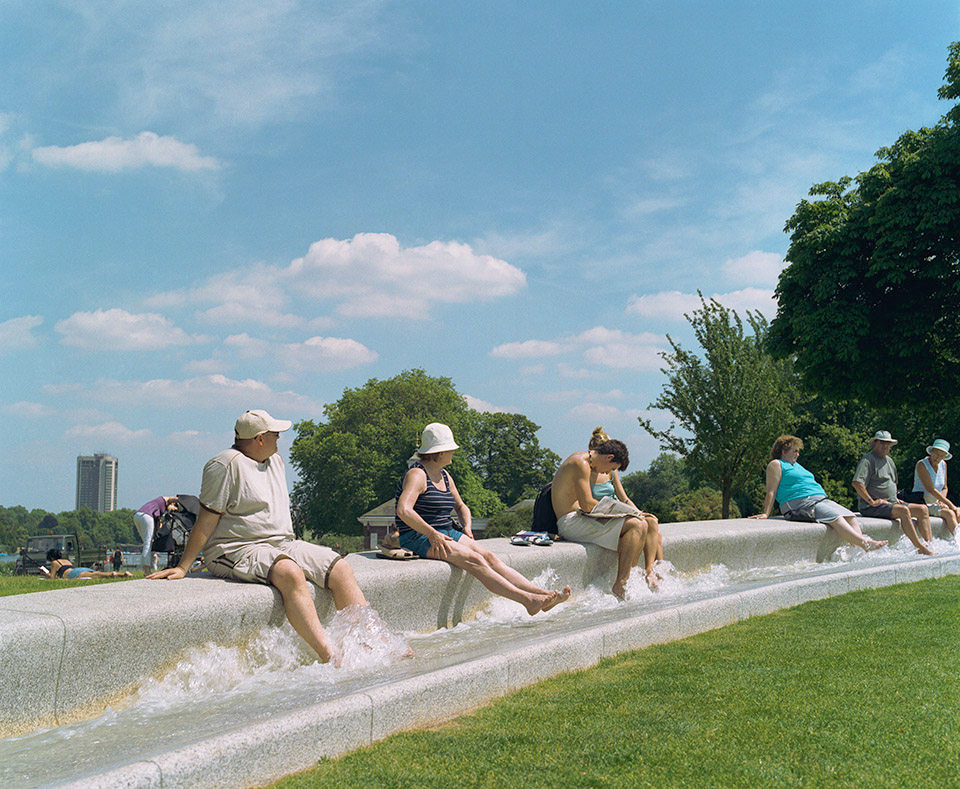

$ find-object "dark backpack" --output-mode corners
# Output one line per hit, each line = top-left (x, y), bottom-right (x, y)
(152, 494), (200, 562)
(532, 483), (559, 535)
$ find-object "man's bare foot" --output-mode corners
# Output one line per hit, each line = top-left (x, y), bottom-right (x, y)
(612, 580), (627, 600)
(916, 543), (934, 556)
(646, 569), (660, 590)
(541, 585), (572, 612)
(317, 643), (342, 667)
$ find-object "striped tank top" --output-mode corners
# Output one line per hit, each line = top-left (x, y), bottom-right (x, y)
(394, 462), (456, 535)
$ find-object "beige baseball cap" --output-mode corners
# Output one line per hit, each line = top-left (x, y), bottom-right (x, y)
(234, 409), (293, 440)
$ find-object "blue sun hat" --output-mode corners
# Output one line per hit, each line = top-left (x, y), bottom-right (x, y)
(926, 439), (952, 460)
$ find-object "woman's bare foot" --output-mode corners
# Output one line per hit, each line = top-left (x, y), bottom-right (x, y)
(862, 539), (887, 551)
(646, 569), (660, 590)
(612, 580), (627, 600)
(916, 543), (934, 556)
(541, 586), (572, 612)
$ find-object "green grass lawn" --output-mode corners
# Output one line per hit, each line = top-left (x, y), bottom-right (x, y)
(271, 576), (960, 788)
(0, 572), (143, 597)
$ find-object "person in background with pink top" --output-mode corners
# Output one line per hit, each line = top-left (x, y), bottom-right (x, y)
(133, 495), (179, 568)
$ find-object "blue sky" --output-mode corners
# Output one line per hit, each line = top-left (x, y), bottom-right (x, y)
(1, 1), (956, 512)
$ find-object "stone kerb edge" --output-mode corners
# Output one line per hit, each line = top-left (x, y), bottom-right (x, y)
(61, 554), (960, 789)
(1, 515), (950, 738)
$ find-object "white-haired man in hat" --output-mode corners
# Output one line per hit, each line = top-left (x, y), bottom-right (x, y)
(852, 430), (933, 555)
(149, 409), (369, 663)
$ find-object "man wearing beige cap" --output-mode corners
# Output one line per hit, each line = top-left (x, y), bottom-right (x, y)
(149, 409), (368, 663)
(852, 430), (933, 555)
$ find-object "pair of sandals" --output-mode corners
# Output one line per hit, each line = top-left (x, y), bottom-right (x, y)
(510, 531), (554, 546)
(377, 529), (417, 560)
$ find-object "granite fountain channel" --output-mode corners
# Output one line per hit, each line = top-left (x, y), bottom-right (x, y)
(2, 517), (959, 788)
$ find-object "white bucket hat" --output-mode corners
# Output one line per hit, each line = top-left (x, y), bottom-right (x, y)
(927, 439), (952, 460)
(235, 409), (292, 440)
(418, 422), (459, 455)
(870, 430), (898, 445)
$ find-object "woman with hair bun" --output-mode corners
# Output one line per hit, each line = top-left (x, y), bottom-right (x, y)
(750, 435), (887, 551)
(588, 427), (663, 562)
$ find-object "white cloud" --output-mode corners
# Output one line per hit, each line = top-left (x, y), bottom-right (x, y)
(32, 131), (220, 172)
(107, 1), (389, 128)
(1, 401), (57, 418)
(566, 403), (625, 420)
(490, 339), (565, 359)
(540, 388), (630, 404)
(55, 309), (204, 350)
(721, 251), (785, 286)
(463, 394), (511, 413)
(64, 421), (153, 443)
(280, 336), (378, 372)
(289, 234), (526, 318)
(223, 332), (378, 372)
(0, 315), (43, 352)
(474, 227), (569, 259)
(623, 196), (683, 217)
(183, 357), (228, 374)
(493, 327), (665, 372)
(626, 287), (778, 320)
(44, 374), (324, 413)
(152, 233), (525, 326)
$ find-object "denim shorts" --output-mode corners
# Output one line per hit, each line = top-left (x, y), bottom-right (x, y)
(398, 527), (464, 558)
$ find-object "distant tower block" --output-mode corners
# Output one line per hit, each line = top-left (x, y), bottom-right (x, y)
(75, 453), (118, 512)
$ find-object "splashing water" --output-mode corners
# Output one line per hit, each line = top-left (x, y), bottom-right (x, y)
(2, 530), (957, 781)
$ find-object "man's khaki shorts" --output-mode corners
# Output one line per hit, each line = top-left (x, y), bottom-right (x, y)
(206, 539), (341, 588)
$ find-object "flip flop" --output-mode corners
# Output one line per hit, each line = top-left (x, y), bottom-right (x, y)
(510, 535), (532, 546)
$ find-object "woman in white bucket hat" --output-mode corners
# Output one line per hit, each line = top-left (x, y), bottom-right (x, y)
(395, 423), (570, 615)
(913, 439), (958, 535)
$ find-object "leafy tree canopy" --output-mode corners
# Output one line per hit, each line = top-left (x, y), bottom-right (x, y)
(640, 297), (799, 518)
(0, 505), (138, 553)
(289, 369), (557, 536)
(769, 41), (960, 406)
(621, 453), (691, 514)
(466, 412), (560, 506)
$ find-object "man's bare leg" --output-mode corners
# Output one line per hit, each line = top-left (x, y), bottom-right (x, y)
(892, 504), (933, 554)
(642, 517), (660, 590)
(910, 503), (933, 541)
(327, 559), (368, 609)
(269, 558), (339, 663)
(612, 517), (646, 600)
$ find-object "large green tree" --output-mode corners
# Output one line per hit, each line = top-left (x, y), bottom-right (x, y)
(769, 42), (960, 406)
(290, 369), (521, 536)
(466, 412), (560, 506)
(639, 297), (799, 519)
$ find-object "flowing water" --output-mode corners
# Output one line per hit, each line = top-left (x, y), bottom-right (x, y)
(2, 533), (958, 786)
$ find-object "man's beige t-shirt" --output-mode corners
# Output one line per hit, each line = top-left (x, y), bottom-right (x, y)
(199, 448), (294, 559)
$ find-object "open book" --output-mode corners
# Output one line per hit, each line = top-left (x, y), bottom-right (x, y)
(581, 495), (641, 519)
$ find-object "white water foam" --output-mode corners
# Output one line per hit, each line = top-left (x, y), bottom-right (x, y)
(4, 533), (958, 768)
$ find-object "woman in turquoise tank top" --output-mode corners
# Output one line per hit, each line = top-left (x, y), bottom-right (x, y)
(588, 427), (663, 562)
(750, 435), (887, 551)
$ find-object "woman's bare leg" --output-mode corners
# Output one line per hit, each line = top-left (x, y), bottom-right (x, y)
(428, 542), (565, 615)
(828, 516), (887, 551)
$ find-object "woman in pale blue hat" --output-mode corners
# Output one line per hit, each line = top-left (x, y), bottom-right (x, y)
(395, 422), (570, 616)
(913, 439), (958, 535)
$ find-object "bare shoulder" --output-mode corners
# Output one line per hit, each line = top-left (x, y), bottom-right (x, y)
(402, 466), (428, 490)
(561, 451), (589, 469)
